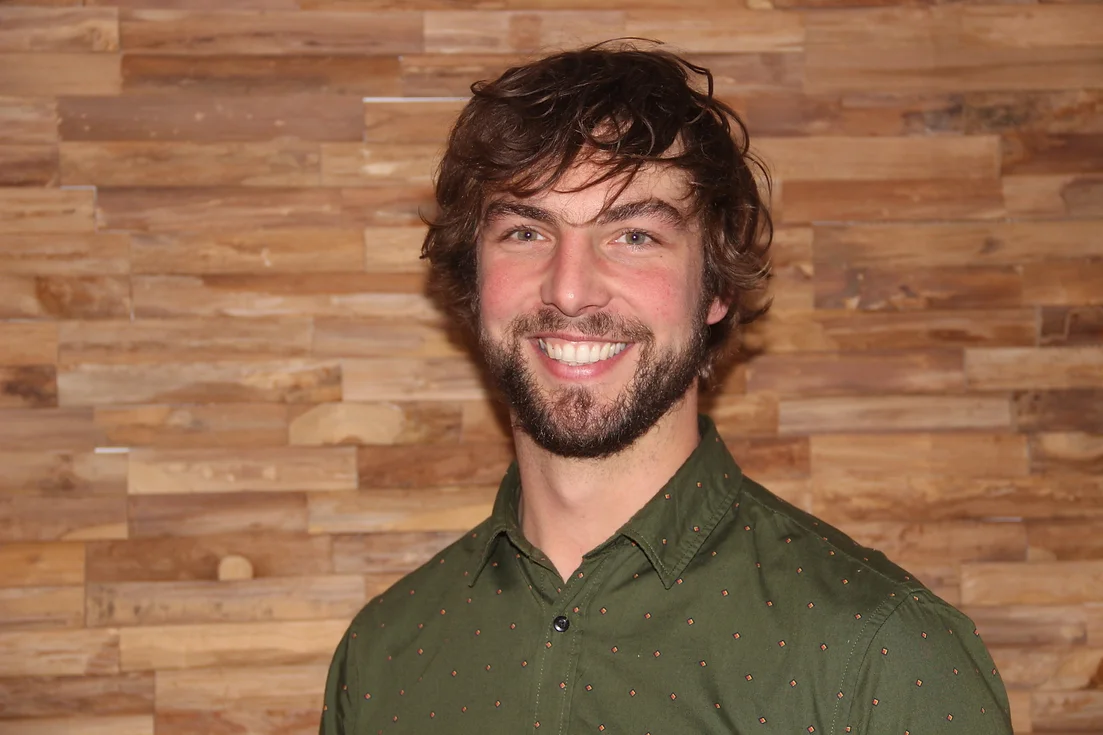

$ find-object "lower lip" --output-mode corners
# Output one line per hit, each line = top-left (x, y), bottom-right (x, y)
(531, 340), (632, 379)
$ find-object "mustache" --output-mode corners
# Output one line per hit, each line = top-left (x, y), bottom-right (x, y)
(506, 308), (653, 343)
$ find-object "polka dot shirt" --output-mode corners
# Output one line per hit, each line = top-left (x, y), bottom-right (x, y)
(320, 416), (1013, 735)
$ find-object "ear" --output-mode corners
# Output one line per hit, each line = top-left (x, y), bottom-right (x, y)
(706, 297), (729, 326)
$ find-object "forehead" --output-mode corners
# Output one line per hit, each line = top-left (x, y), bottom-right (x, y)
(484, 159), (696, 223)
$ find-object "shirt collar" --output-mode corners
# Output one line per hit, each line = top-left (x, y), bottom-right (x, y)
(468, 415), (744, 589)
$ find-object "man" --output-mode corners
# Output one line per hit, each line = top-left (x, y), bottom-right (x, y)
(320, 43), (1012, 735)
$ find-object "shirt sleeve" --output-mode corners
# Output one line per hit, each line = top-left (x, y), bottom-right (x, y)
(843, 590), (1013, 735)
(319, 624), (356, 735)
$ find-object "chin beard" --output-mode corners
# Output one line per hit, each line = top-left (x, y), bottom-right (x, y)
(480, 306), (709, 459)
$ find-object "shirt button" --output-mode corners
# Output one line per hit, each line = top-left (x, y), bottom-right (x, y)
(552, 615), (570, 632)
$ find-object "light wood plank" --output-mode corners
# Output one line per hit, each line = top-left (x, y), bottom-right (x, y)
(61, 140), (321, 187)
(0, 233), (129, 275)
(0, 187), (94, 233)
(155, 663), (326, 710)
(1015, 390), (1103, 432)
(128, 446), (357, 495)
(119, 619), (346, 671)
(87, 575), (364, 626)
(811, 432), (1030, 479)
(966, 347), (1103, 390)
(308, 486), (496, 534)
(961, 561), (1103, 605)
(0, 96), (57, 145)
(342, 357), (487, 401)
(625, 10), (803, 54)
(0, 323), (57, 366)
(0, 7), (118, 52)
(0, 53), (120, 96)
(288, 401), (462, 446)
(130, 229), (363, 274)
(0, 450), (125, 495)
(0, 542), (85, 587)
(97, 186), (430, 232)
(59, 318), (314, 364)
(357, 442), (512, 488)
(0, 407), (103, 451)
(812, 473), (1103, 523)
(0, 494), (126, 542)
(1031, 691), (1103, 732)
(332, 531), (461, 575)
(1030, 431), (1103, 475)
(779, 394), (1012, 435)
(0, 628), (118, 677)
(0, 586), (84, 629)
(364, 100), (465, 144)
(311, 319), (462, 359)
(320, 142), (438, 187)
(58, 360), (342, 405)
(838, 520), (1026, 564)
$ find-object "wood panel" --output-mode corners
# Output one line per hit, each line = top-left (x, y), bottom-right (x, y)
(2, 3), (1100, 732)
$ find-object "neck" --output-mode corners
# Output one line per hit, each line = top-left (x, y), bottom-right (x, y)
(512, 389), (703, 581)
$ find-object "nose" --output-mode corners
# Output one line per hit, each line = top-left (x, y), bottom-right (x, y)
(540, 232), (611, 317)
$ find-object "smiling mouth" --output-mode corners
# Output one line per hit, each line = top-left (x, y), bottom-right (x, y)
(537, 338), (629, 367)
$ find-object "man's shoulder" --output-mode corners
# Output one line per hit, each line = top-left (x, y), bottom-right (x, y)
(731, 474), (928, 614)
(347, 515), (496, 631)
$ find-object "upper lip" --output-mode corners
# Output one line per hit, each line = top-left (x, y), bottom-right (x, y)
(531, 333), (628, 342)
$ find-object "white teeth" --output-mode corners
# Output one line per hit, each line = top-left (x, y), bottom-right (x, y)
(538, 340), (627, 366)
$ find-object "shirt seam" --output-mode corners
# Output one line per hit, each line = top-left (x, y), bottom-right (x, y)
(740, 484), (925, 592)
(831, 592), (906, 735)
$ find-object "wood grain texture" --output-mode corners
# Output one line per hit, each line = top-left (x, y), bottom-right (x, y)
(2, 5), (1100, 730)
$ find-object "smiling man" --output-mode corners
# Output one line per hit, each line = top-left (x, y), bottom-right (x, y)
(320, 43), (1013, 735)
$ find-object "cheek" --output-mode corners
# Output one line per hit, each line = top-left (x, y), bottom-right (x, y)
(621, 267), (699, 325)
(477, 255), (528, 326)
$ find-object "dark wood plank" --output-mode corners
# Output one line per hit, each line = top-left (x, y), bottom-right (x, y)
(1014, 390), (1103, 432)
(746, 349), (965, 396)
(814, 264), (1022, 311)
(96, 186), (430, 231)
(94, 404), (289, 449)
(0, 366), (57, 408)
(0, 672), (153, 719)
(128, 492), (307, 538)
(122, 54), (400, 95)
(1040, 306), (1103, 346)
(59, 93), (364, 142)
(119, 9), (421, 54)
(86, 533), (331, 582)
(0, 275), (130, 319)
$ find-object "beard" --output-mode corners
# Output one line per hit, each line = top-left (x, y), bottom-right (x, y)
(479, 304), (710, 459)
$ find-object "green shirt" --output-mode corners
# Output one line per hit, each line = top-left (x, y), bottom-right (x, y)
(320, 417), (1012, 735)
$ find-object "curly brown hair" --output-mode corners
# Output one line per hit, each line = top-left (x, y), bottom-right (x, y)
(421, 40), (773, 382)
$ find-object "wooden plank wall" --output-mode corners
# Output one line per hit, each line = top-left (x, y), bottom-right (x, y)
(0, 2), (1101, 733)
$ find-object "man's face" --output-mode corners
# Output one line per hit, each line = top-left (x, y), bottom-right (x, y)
(475, 161), (728, 458)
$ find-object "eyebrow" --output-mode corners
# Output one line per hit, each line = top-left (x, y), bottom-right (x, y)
(483, 198), (688, 228)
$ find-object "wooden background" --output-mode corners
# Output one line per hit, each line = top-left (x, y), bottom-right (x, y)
(0, 2), (1101, 734)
